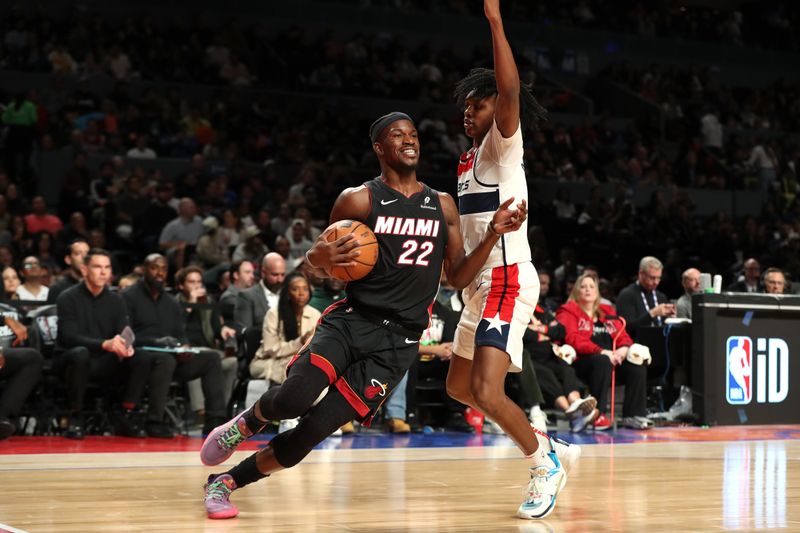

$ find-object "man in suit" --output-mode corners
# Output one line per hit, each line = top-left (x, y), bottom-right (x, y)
(616, 256), (676, 340)
(727, 258), (763, 293)
(234, 252), (285, 330)
(219, 260), (256, 328)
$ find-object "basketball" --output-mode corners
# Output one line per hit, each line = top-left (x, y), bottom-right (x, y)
(324, 219), (379, 281)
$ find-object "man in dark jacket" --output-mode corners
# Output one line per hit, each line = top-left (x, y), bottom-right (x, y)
(615, 256), (675, 340)
(123, 254), (226, 437)
(56, 248), (150, 439)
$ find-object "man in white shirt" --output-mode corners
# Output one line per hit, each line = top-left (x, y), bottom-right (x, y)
(126, 135), (157, 159)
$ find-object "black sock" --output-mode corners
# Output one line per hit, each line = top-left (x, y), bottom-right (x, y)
(242, 404), (267, 434)
(228, 453), (267, 489)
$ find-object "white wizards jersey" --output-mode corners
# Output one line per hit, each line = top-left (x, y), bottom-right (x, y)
(456, 120), (531, 270)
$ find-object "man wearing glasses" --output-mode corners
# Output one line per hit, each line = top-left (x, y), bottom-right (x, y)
(616, 256), (676, 339)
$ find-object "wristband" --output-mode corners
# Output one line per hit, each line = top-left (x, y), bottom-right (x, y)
(487, 220), (500, 236)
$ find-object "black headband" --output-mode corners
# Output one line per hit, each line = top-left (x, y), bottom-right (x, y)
(369, 112), (413, 144)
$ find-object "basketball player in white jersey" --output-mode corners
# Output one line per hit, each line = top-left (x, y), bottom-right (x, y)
(445, 0), (578, 520)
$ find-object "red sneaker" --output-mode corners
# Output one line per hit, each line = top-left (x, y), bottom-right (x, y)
(594, 413), (612, 431)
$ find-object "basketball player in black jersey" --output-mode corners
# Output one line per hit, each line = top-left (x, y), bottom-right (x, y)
(199, 111), (527, 519)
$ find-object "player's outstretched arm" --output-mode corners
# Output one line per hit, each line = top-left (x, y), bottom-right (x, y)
(441, 192), (527, 289)
(486, 0), (520, 138)
(305, 186), (370, 275)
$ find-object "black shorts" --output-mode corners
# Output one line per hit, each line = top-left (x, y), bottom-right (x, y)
(285, 300), (420, 423)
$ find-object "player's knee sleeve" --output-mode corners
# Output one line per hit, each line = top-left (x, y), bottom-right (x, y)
(271, 389), (357, 468)
(258, 363), (330, 420)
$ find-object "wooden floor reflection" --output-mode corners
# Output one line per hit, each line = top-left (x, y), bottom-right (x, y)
(0, 438), (798, 532)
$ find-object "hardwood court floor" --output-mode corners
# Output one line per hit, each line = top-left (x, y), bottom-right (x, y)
(0, 430), (799, 532)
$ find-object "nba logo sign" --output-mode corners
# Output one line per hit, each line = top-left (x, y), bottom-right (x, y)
(726, 336), (752, 404)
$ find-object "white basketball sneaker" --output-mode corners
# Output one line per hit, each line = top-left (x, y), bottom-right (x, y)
(531, 425), (581, 474)
(518, 436), (566, 520)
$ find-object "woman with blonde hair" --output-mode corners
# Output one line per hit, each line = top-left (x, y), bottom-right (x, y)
(556, 273), (651, 430)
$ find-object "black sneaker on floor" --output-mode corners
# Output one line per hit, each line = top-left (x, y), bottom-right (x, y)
(0, 418), (15, 440)
(446, 412), (475, 433)
(146, 420), (175, 439)
(65, 416), (85, 440)
(114, 410), (146, 438)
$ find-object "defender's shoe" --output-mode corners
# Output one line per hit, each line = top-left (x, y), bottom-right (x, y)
(517, 439), (566, 520)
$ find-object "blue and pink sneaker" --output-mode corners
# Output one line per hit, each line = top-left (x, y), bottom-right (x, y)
(204, 473), (238, 519)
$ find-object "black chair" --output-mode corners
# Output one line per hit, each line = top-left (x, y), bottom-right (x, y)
(228, 326), (263, 415)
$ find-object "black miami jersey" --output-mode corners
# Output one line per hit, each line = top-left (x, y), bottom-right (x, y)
(345, 177), (448, 333)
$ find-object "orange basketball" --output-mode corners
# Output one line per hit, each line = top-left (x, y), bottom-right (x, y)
(324, 219), (379, 281)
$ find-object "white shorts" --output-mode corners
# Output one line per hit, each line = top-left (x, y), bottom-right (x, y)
(453, 262), (539, 372)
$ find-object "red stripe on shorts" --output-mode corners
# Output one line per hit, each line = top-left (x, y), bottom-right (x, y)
(482, 264), (520, 322)
(310, 353), (337, 384)
(285, 352), (338, 385)
(334, 377), (371, 418)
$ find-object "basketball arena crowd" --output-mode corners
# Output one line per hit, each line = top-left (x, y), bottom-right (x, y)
(0, 0), (798, 440)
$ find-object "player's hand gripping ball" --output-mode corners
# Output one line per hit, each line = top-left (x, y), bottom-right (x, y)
(324, 220), (378, 281)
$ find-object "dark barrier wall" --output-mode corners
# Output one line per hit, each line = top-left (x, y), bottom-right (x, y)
(693, 293), (799, 425)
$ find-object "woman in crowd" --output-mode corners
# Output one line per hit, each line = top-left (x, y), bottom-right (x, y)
(249, 271), (321, 432)
(555, 273), (651, 430)
(2, 266), (20, 300)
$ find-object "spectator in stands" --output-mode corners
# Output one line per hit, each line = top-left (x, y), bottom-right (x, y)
(56, 212), (89, 257)
(700, 107), (723, 156)
(308, 277), (346, 313)
(55, 249), (151, 439)
(219, 209), (245, 252)
(763, 267), (788, 294)
(159, 198), (204, 269)
(286, 219), (314, 263)
(249, 271), (320, 432)
(47, 239), (90, 303)
(727, 257), (763, 293)
(254, 208), (280, 253)
(196, 216), (230, 267)
(676, 267), (701, 319)
(117, 273), (140, 290)
(24, 196), (63, 237)
(113, 173), (148, 236)
(290, 207), (322, 241)
(270, 202), (292, 236)
(122, 254), (227, 437)
(2, 91), (37, 182)
(234, 252), (285, 330)
(616, 256), (675, 339)
(175, 266), (238, 424)
(0, 341), (44, 440)
(746, 138), (778, 196)
(139, 181), (178, 251)
(272, 235), (292, 265)
(556, 274), (651, 430)
(219, 260), (255, 333)
(127, 135), (157, 159)
(2, 267), (20, 300)
(16, 257), (49, 302)
(232, 226), (268, 263)
(32, 232), (59, 273)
